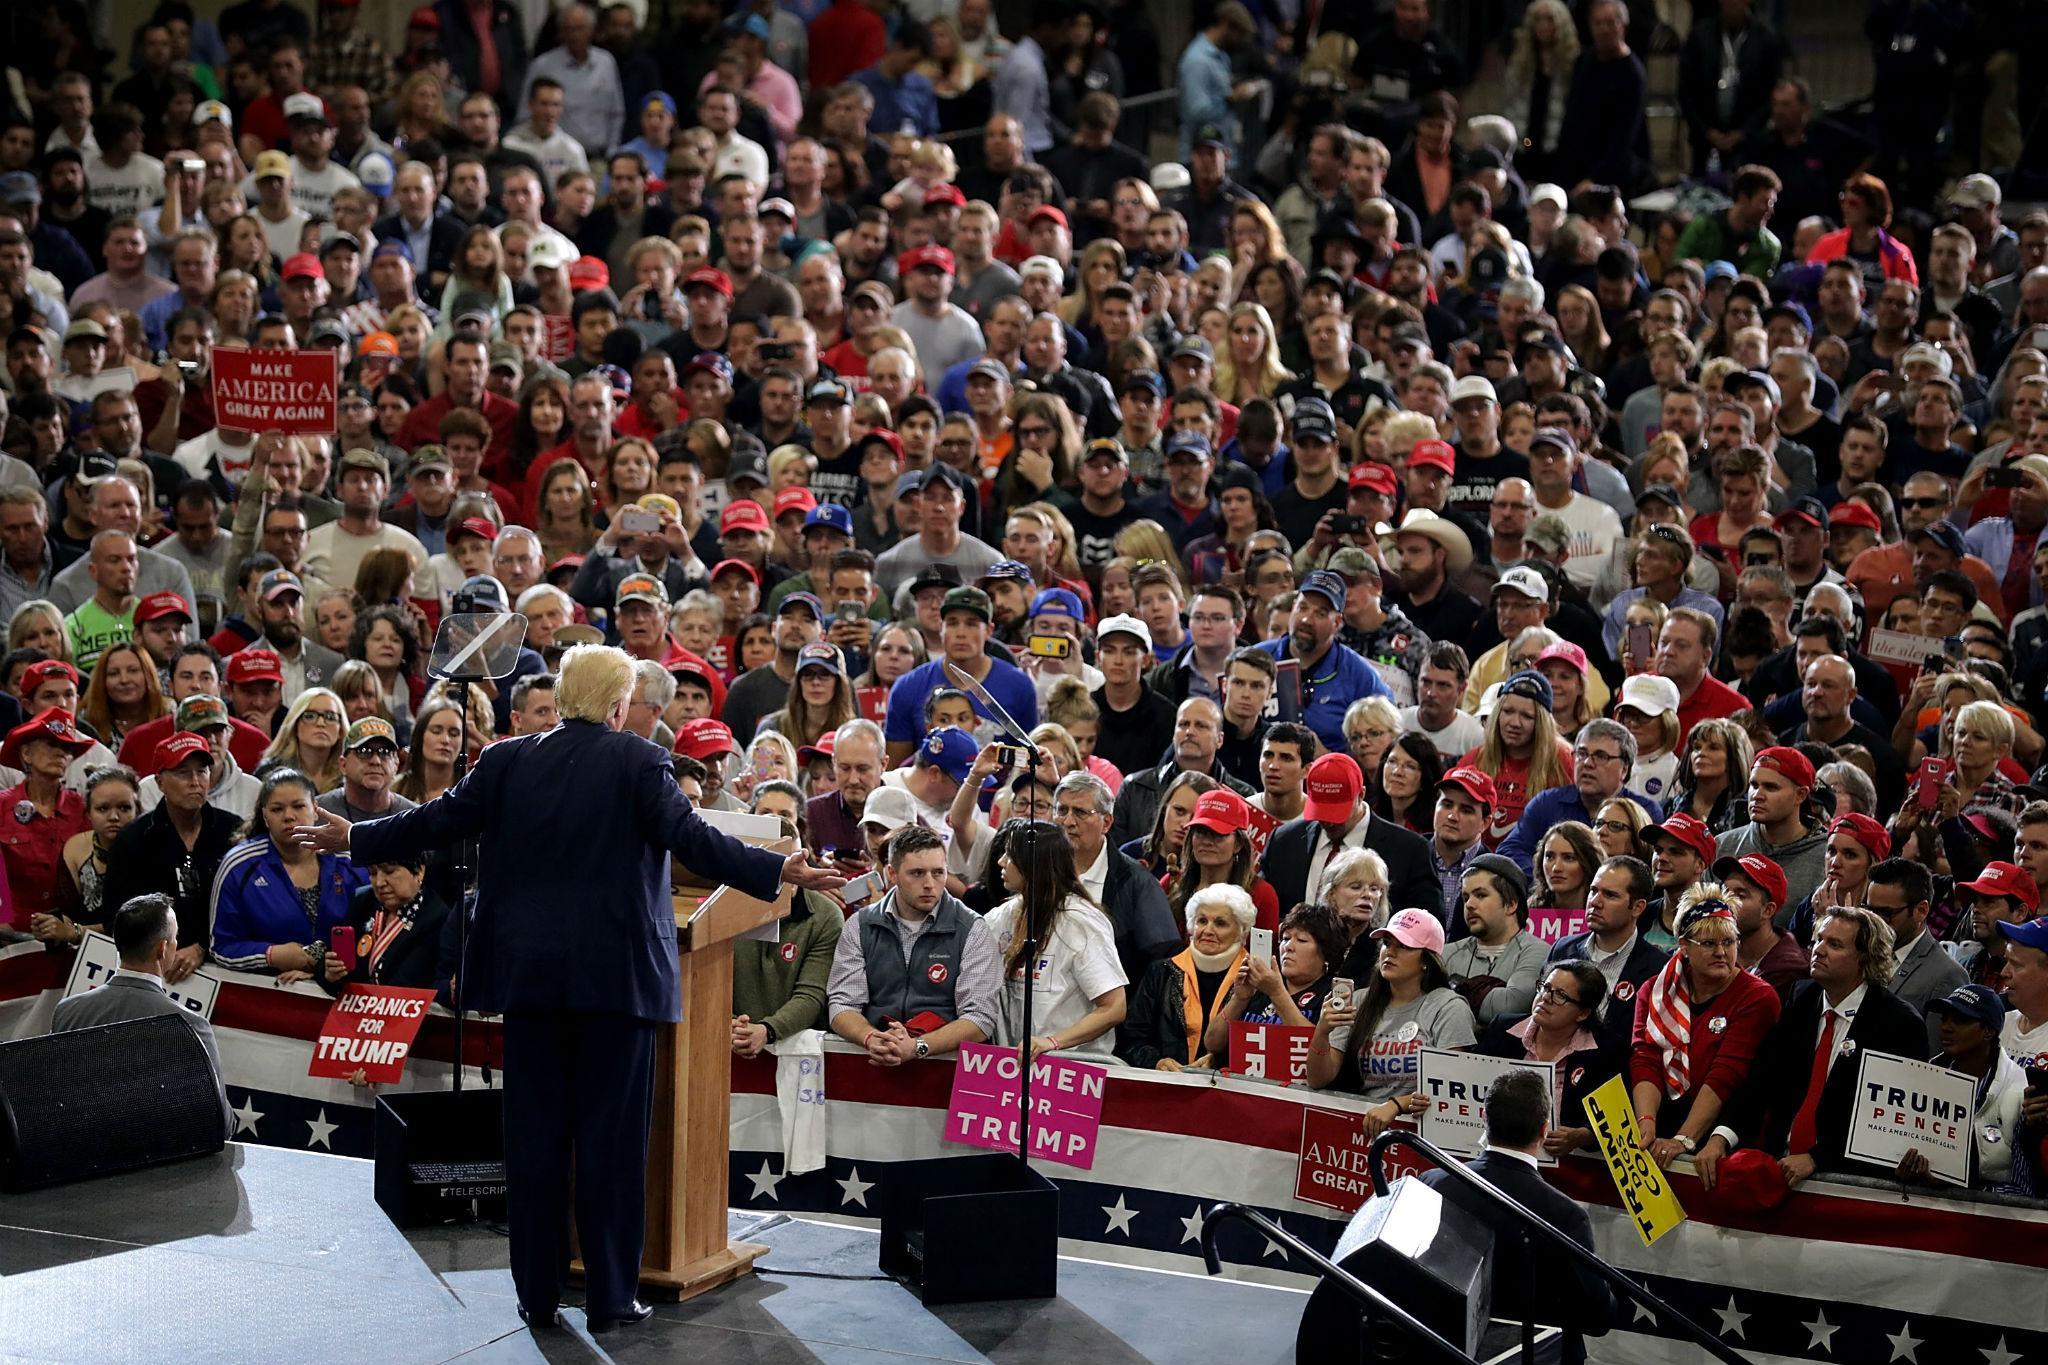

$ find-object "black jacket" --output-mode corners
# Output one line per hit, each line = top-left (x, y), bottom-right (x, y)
(1719, 978), (1929, 1171)
(1419, 1150), (1615, 1365)
(1108, 757), (1255, 851)
(1258, 811), (1437, 923)
(576, 202), (679, 260)
(371, 210), (468, 294)
(100, 804), (246, 951)
(1544, 930), (1670, 1055)
(1099, 849), (1183, 992)
(1116, 954), (1210, 1070)
(329, 884), (460, 1004)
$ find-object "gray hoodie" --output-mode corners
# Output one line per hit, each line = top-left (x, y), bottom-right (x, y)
(1713, 820), (1829, 928)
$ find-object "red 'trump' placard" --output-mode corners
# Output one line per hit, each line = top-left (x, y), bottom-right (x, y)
(307, 984), (437, 1083)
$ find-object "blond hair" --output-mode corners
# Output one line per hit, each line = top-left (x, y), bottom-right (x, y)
(556, 644), (635, 723)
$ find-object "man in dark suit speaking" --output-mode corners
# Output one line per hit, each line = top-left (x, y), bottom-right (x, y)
(296, 645), (844, 1333)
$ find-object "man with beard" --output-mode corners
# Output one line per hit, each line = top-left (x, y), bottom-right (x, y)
(244, 568), (344, 702)
(38, 150), (110, 276)
(1389, 510), (1482, 645)
(1250, 569), (1389, 756)
(723, 592), (825, 743)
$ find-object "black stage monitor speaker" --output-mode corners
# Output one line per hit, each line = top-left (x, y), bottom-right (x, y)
(878, 1153), (1060, 1304)
(0, 1015), (228, 1191)
(1295, 1175), (1495, 1363)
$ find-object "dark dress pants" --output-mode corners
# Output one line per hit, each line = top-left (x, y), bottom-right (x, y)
(500, 1009), (657, 1317)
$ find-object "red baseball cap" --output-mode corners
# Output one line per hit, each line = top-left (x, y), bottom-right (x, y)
(1715, 1146), (1790, 1211)
(1408, 439), (1456, 475)
(1186, 789), (1251, 837)
(673, 717), (739, 762)
(1829, 501), (1882, 534)
(1828, 813), (1891, 862)
(923, 183), (966, 208)
(449, 516), (498, 543)
(134, 590), (194, 625)
(1713, 852), (1789, 907)
(710, 557), (761, 586)
(1439, 766), (1497, 809)
(1753, 745), (1816, 790)
(227, 648), (285, 685)
(20, 659), (78, 697)
(568, 255), (610, 291)
(773, 486), (818, 521)
(1349, 461), (1397, 496)
(1028, 205), (1069, 231)
(1650, 811), (1716, 866)
(721, 500), (771, 535)
(154, 730), (212, 771)
(1961, 861), (2041, 911)
(684, 267), (733, 299)
(798, 732), (836, 766)
(1302, 753), (1363, 823)
(281, 252), (323, 281)
(897, 244), (956, 276)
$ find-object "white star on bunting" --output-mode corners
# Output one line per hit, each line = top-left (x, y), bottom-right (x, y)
(1886, 1323), (1922, 1364)
(1101, 1194), (1137, 1237)
(1804, 1310), (1839, 1353)
(231, 1095), (264, 1136)
(1179, 1207), (1205, 1246)
(1712, 1296), (1749, 1341)
(1630, 1299), (1657, 1326)
(305, 1109), (337, 1150)
(836, 1166), (874, 1209)
(746, 1160), (784, 1202)
(1982, 1336), (2021, 1365)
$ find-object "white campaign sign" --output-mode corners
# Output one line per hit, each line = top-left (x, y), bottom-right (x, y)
(1844, 1049), (1977, 1188)
(1417, 1047), (1557, 1165)
(62, 930), (221, 1019)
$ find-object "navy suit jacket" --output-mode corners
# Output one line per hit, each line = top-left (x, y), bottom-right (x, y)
(1544, 930), (1670, 1054)
(1259, 810), (1439, 924)
(349, 718), (785, 1022)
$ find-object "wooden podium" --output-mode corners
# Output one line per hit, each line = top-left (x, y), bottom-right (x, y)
(623, 836), (795, 1300)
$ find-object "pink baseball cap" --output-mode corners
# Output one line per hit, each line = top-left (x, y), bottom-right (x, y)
(1373, 908), (1447, 960)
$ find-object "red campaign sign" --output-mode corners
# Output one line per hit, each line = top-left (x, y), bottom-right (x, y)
(1528, 907), (1587, 945)
(1295, 1107), (1426, 1213)
(856, 686), (890, 724)
(213, 347), (339, 434)
(307, 984), (438, 1083)
(1244, 805), (1280, 858)
(1228, 1022), (1312, 1085)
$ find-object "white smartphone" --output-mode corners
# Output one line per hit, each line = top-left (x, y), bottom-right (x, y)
(840, 869), (886, 909)
(1249, 928), (1275, 963)
(1328, 977), (1355, 1011)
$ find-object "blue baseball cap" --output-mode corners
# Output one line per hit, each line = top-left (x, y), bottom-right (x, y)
(1996, 916), (2048, 952)
(372, 238), (414, 264)
(1165, 431), (1211, 461)
(643, 91), (677, 117)
(895, 469), (926, 500)
(916, 725), (978, 782)
(777, 591), (825, 620)
(1299, 569), (1347, 612)
(802, 503), (854, 537)
(795, 641), (844, 675)
(978, 560), (1034, 585)
(1927, 982), (2007, 1031)
(1028, 587), (1083, 621)
(1702, 260), (1738, 285)
(1501, 669), (1554, 709)
(458, 574), (508, 611)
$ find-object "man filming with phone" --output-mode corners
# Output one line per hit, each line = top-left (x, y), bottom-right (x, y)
(1017, 587), (1100, 702)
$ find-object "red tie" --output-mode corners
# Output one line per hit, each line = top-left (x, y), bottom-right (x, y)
(1786, 1009), (1836, 1156)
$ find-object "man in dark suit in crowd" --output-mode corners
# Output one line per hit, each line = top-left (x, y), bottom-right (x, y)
(1417, 1069), (1615, 1364)
(51, 892), (232, 1138)
(1695, 905), (1928, 1190)
(1546, 856), (1670, 1052)
(298, 644), (843, 1335)
(1260, 752), (1436, 920)
(1054, 771), (1180, 989)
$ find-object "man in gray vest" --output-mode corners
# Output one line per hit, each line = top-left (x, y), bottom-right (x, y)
(825, 825), (999, 1062)
(52, 892), (232, 1138)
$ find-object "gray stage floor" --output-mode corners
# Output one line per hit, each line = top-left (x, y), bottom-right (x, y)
(0, 1143), (1305, 1365)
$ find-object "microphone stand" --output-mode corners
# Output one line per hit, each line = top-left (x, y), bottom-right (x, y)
(448, 677), (474, 1094)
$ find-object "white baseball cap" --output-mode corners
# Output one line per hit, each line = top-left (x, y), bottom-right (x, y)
(1618, 673), (1681, 718)
(858, 784), (920, 836)
(1489, 565), (1550, 605)
(1019, 255), (1064, 286)
(1449, 374), (1497, 406)
(1531, 183), (1567, 211)
(1096, 613), (1152, 652)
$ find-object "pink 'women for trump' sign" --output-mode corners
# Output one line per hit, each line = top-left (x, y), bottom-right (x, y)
(943, 1041), (1106, 1169)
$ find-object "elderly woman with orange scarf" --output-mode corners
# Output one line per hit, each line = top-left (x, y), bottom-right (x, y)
(1630, 885), (1782, 1168)
(1115, 883), (1254, 1071)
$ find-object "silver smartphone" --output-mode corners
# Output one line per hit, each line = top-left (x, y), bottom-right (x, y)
(1328, 977), (1355, 1011)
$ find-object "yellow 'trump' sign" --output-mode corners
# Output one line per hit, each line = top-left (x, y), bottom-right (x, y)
(1582, 1075), (1687, 1246)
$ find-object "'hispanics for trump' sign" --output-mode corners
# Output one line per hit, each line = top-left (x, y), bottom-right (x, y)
(1844, 1049), (1977, 1188)
(307, 984), (437, 1083)
(1229, 1022), (1312, 1084)
(1418, 1047), (1556, 1164)
(943, 1041), (1106, 1169)
(213, 347), (338, 433)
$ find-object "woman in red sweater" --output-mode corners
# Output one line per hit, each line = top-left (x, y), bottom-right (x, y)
(1630, 886), (1782, 1167)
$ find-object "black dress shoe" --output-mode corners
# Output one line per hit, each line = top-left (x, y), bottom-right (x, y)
(518, 1305), (564, 1329)
(587, 1300), (655, 1334)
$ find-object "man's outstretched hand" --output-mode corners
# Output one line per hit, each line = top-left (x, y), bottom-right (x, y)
(291, 806), (352, 855)
(782, 850), (849, 893)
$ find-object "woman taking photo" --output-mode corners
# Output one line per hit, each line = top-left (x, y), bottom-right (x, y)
(1165, 788), (1281, 932)
(210, 768), (369, 980)
(1205, 904), (1349, 1067)
(1461, 671), (1572, 843)
(49, 767), (142, 938)
(322, 850), (456, 1001)
(0, 708), (92, 923)
(1630, 886), (1783, 1162)
(1665, 717), (1754, 831)
(1535, 820), (1603, 912)
(984, 824), (1128, 1058)
(1478, 960), (1615, 1156)
(1306, 909), (1476, 1127)
(1119, 882), (1253, 1071)
(257, 687), (348, 793)
(1444, 854), (1547, 1023)
(81, 642), (169, 750)
(1372, 733), (1443, 834)
(761, 642), (856, 751)
(396, 697), (465, 803)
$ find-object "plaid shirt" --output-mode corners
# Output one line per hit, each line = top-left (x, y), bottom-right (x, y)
(307, 30), (394, 103)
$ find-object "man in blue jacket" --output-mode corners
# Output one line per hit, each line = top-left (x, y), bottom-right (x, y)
(296, 644), (842, 1335)
(1251, 568), (1389, 756)
(1496, 715), (1660, 877)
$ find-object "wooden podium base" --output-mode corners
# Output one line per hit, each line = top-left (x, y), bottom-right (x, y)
(636, 1239), (770, 1302)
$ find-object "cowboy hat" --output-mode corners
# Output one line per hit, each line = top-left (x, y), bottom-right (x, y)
(1394, 508), (1473, 575)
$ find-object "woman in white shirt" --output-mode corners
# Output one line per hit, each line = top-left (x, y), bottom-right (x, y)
(982, 821), (1128, 1059)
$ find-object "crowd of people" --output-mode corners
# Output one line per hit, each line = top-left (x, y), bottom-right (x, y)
(3, 0), (2048, 1205)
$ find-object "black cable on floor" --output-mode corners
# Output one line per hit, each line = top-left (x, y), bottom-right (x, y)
(755, 1266), (895, 1281)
